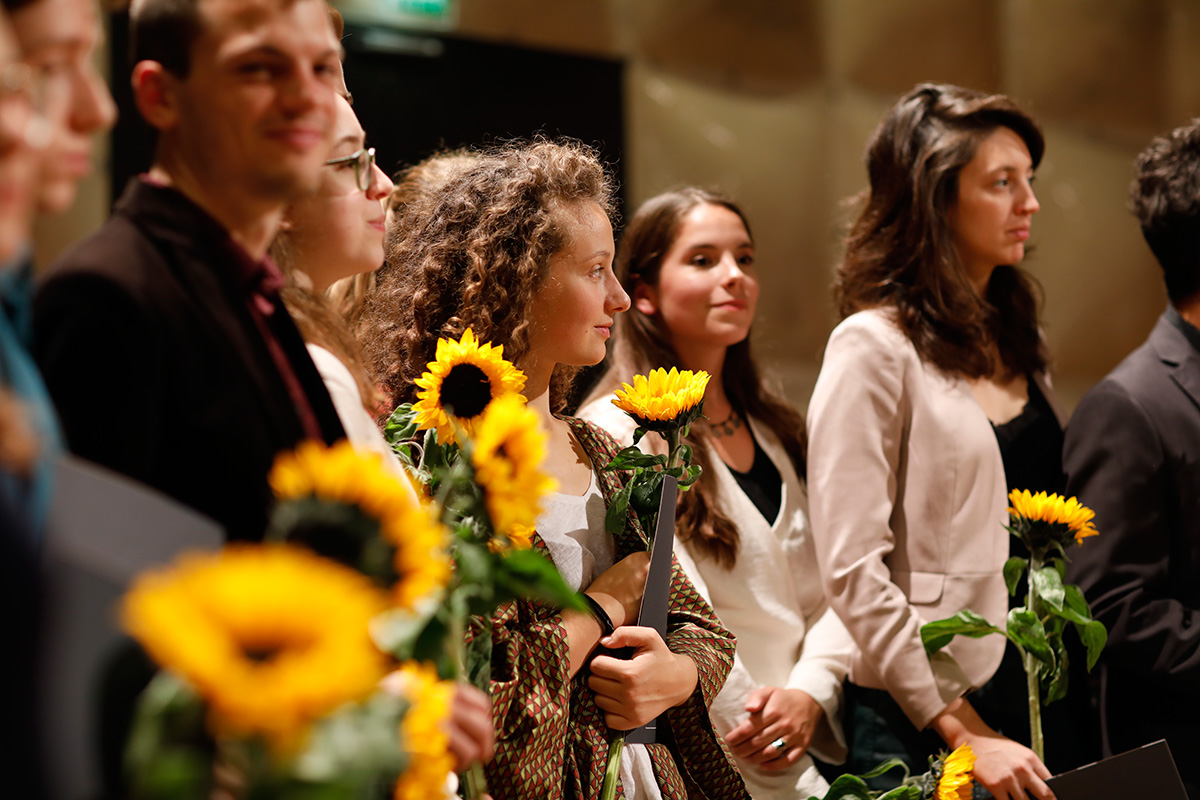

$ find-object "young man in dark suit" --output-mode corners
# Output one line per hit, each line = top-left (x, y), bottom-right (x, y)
(1064, 119), (1200, 798)
(33, 0), (346, 541)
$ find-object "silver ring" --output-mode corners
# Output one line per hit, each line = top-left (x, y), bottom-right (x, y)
(771, 737), (787, 753)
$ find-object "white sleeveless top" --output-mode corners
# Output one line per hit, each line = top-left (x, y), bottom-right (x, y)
(537, 472), (662, 800)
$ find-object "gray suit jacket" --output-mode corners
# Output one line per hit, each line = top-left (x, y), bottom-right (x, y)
(1064, 311), (1200, 789)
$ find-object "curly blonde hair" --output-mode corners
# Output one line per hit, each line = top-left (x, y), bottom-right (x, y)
(365, 139), (615, 410)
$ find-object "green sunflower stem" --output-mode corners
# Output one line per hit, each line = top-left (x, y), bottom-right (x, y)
(601, 731), (624, 800)
(665, 429), (681, 471)
(1024, 555), (1046, 763)
(448, 610), (490, 800)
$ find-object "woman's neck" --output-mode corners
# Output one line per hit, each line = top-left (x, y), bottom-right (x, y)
(672, 341), (730, 419)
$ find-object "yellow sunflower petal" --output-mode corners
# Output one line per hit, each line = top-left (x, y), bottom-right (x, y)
(1008, 487), (1100, 545)
(411, 328), (527, 446)
(269, 440), (452, 609)
(471, 392), (557, 538)
(122, 545), (390, 751)
(391, 663), (456, 800)
(610, 367), (710, 424)
(936, 743), (976, 800)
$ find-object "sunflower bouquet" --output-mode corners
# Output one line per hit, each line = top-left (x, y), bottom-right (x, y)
(921, 490), (1107, 761)
(120, 440), (461, 799)
(593, 367), (709, 800)
(381, 328), (586, 797)
(602, 367), (710, 537)
(811, 743), (977, 800)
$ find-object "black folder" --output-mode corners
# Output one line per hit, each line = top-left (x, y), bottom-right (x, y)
(1046, 739), (1187, 800)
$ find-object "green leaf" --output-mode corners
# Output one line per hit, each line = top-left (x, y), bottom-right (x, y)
(293, 692), (407, 784)
(1042, 630), (1070, 705)
(671, 443), (694, 466)
(605, 481), (633, 534)
(1032, 565), (1066, 612)
(630, 470), (665, 515)
(124, 673), (211, 800)
(1081, 619), (1107, 671)
(1003, 556), (1028, 597)
(603, 447), (666, 471)
(494, 548), (588, 611)
(856, 757), (911, 781)
(383, 403), (418, 441)
(631, 426), (647, 446)
(455, 539), (494, 587)
(920, 609), (1005, 654)
(1008, 608), (1054, 664)
(678, 464), (702, 488)
(876, 787), (921, 800)
(810, 774), (874, 800)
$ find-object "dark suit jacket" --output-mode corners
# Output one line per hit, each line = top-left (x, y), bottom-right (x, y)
(33, 178), (345, 542)
(1064, 312), (1200, 793)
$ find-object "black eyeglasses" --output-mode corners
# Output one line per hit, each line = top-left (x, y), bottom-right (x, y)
(324, 146), (377, 192)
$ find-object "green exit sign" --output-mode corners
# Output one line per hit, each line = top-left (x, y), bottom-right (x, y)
(338, 0), (456, 31)
(393, 0), (451, 19)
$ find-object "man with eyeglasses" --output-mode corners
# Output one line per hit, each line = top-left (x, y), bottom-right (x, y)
(32, 0), (347, 543)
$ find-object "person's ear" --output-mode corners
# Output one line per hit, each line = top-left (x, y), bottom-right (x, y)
(131, 61), (181, 132)
(633, 280), (659, 317)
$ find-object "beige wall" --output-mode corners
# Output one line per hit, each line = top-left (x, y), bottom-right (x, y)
(46, 0), (1194, 412)
(448, 0), (1187, 412)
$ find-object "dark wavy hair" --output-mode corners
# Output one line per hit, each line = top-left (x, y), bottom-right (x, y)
(836, 82), (1047, 378)
(365, 139), (615, 411)
(585, 187), (806, 568)
(1130, 118), (1200, 304)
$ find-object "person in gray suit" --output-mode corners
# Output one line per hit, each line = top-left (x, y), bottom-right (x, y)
(1064, 118), (1200, 798)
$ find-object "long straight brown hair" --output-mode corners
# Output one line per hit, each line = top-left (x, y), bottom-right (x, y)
(587, 187), (806, 568)
(837, 83), (1047, 378)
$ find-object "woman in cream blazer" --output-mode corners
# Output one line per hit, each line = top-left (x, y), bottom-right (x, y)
(807, 84), (1057, 800)
(581, 187), (852, 799)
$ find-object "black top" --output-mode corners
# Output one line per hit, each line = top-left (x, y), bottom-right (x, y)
(727, 434), (783, 525)
(1165, 303), (1200, 355)
(991, 377), (1065, 497)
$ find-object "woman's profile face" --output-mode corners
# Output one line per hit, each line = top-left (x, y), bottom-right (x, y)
(635, 202), (758, 356)
(947, 126), (1040, 291)
(285, 96), (394, 292)
(525, 199), (629, 372)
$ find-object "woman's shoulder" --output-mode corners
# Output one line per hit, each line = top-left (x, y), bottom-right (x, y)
(823, 307), (916, 365)
(575, 397), (636, 445)
(562, 414), (623, 460)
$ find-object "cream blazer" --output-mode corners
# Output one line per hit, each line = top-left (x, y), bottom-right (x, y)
(579, 398), (852, 800)
(805, 308), (1009, 731)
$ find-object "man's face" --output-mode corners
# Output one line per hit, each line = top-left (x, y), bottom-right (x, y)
(9, 0), (116, 215)
(168, 0), (342, 205)
(0, 12), (38, 261)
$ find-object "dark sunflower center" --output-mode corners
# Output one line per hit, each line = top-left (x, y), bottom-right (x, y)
(441, 363), (493, 418)
(242, 644), (283, 664)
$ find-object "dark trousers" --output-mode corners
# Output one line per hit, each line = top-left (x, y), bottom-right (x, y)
(834, 646), (1100, 795)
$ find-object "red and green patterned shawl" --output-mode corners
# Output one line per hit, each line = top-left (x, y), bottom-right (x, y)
(473, 417), (750, 800)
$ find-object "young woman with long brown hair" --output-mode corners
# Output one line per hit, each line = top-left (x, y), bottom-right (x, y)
(806, 83), (1065, 800)
(580, 187), (851, 799)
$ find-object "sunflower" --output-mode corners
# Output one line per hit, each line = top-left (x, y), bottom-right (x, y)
(471, 392), (557, 541)
(390, 662), (456, 800)
(121, 545), (390, 751)
(611, 367), (710, 432)
(935, 743), (976, 800)
(412, 328), (527, 446)
(1008, 488), (1099, 547)
(269, 440), (451, 609)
